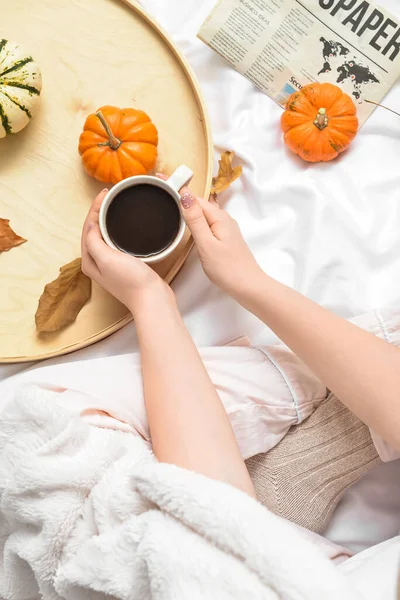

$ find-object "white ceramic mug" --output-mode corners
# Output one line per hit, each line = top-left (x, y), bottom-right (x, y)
(99, 165), (193, 264)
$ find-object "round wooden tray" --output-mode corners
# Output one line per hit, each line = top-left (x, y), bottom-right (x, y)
(0, 0), (213, 363)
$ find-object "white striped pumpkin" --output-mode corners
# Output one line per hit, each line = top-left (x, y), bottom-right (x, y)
(0, 39), (42, 138)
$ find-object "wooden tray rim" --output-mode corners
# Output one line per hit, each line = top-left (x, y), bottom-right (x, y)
(1, 0), (213, 364)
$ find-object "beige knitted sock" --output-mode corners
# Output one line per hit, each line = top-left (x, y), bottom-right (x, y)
(246, 393), (382, 533)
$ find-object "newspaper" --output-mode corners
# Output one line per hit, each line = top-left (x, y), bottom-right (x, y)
(198, 0), (400, 125)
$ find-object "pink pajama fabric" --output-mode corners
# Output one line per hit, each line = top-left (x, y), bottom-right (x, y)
(0, 345), (323, 460)
(0, 309), (399, 462)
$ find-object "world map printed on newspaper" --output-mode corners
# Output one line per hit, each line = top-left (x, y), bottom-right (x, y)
(317, 37), (380, 100)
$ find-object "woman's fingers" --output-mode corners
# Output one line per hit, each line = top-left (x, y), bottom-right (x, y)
(83, 188), (108, 238)
(155, 173), (226, 242)
(177, 183), (223, 232)
(81, 248), (101, 279)
(155, 173), (222, 224)
(209, 192), (219, 206)
(179, 189), (214, 249)
(82, 188), (110, 275)
(82, 188), (108, 253)
(155, 173), (168, 181)
(196, 195), (224, 229)
(85, 221), (113, 267)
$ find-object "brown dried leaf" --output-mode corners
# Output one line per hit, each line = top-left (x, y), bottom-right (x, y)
(0, 218), (27, 252)
(35, 257), (91, 333)
(211, 150), (243, 195)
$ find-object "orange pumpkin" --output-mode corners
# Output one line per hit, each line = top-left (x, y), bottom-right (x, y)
(78, 105), (158, 184)
(281, 83), (358, 163)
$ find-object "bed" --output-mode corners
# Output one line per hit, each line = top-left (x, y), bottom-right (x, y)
(1, 0), (400, 561)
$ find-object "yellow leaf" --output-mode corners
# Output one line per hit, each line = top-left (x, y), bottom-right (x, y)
(35, 258), (91, 333)
(211, 151), (243, 195)
(0, 218), (26, 252)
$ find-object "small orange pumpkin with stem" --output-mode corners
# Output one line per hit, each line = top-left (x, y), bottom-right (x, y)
(78, 105), (158, 185)
(281, 82), (358, 163)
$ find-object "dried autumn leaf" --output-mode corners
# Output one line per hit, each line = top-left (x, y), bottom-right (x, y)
(211, 150), (243, 195)
(0, 218), (26, 252)
(35, 257), (91, 333)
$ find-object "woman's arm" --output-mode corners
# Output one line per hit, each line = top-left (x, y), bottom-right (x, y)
(81, 190), (255, 497)
(132, 288), (255, 495)
(239, 272), (400, 452)
(179, 189), (400, 452)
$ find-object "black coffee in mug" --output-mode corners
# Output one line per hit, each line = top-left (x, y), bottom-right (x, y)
(105, 184), (181, 257)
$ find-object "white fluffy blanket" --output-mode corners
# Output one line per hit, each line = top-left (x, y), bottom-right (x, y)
(0, 386), (358, 599)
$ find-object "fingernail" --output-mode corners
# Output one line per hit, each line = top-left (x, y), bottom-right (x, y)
(155, 172), (163, 177)
(180, 191), (195, 209)
(210, 192), (219, 205)
(102, 188), (109, 193)
(88, 221), (95, 229)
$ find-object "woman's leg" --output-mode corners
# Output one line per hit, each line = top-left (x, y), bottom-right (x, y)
(246, 393), (382, 533)
(245, 308), (400, 532)
(0, 342), (326, 461)
(1, 308), (398, 467)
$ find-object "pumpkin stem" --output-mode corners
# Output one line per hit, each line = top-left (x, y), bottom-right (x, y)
(365, 99), (400, 118)
(314, 107), (328, 131)
(95, 110), (121, 150)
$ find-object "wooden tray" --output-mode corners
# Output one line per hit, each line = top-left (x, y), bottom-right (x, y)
(0, 0), (213, 363)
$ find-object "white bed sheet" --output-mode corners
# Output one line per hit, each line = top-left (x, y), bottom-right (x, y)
(1, 0), (400, 552)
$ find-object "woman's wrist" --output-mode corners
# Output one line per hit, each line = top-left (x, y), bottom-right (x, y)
(128, 279), (178, 321)
(228, 264), (269, 307)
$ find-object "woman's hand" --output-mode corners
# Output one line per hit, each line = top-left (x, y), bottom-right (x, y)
(81, 189), (174, 315)
(157, 174), (260, 296)
(176, 184), (262, 297)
